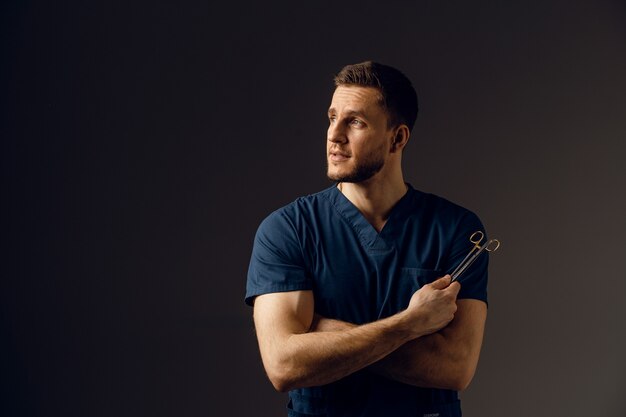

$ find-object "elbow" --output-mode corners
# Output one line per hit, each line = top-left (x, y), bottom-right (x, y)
(446, 364), (477, 391)
(268, 372), (295, 393)
(443, 345), (480, 391)
(447, 374), (472, 392)
(264, 358), (301, 393)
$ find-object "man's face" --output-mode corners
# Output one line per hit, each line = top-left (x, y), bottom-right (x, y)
(326, 85), (395, 183)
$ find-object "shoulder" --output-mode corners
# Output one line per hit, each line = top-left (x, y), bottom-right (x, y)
(256, 185), (337, 236)
(409, 186), (481, 224)
(404, 187), (486, 244)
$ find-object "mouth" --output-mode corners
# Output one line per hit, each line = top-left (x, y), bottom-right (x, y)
(329, 149), (351, 162)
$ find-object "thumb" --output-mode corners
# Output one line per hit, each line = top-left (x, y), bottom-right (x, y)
(429, 275), (452, 290)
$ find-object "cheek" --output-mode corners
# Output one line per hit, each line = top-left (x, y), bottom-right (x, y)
(357, 136), (381, 153)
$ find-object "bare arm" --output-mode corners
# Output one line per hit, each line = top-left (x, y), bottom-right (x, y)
(311, 298), (487, 391)
(252, 276), (459, 392)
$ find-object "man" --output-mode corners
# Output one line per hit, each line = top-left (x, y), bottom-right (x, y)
(245, 61), (489, 417)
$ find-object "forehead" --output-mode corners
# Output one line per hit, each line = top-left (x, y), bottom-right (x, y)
(329, 85), (384, 114)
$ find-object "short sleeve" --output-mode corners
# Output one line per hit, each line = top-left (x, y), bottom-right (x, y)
(245, 209), (312, 306)
(445, 211), (489, 304)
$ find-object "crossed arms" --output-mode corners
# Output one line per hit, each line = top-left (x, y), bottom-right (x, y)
(252, 275), (487, 392)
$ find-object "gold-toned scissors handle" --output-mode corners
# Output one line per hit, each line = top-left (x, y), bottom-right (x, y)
(485, 239), (500, 252)
(469, 231), (484, 246)
(450, 231), (501, 282)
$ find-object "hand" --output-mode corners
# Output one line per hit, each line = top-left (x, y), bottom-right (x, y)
(404, 275), (460, 338)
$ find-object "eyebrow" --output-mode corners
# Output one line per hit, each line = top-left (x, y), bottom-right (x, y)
(327, 108), (369, 119)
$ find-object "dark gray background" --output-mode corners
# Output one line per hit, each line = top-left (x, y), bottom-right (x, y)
(2, 1), (625, 416)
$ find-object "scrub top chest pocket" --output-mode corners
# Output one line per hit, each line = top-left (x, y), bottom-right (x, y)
(375, 267), (443, 319)
(401, 267), (442, 291)
(311, 260), (443, 324)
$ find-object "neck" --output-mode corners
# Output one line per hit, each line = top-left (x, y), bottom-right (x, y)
(338, 173), (408, 232)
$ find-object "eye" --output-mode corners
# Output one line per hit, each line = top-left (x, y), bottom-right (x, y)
(328, 115), (336, 123)
(350, 119), (364, 127)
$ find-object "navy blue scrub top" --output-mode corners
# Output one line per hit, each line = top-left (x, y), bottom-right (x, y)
(246, 184), (489, 417)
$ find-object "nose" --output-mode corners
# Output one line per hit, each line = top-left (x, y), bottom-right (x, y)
(327, 121), (347, 144)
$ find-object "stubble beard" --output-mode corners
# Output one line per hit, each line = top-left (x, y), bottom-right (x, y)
(326, 154), (386, 183)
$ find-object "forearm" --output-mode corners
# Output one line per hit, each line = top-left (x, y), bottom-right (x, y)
(263, 311), (415, 391)
(253, 278), (461, 392)
(312, 305), (484, 391)
(370, 329), (471, 390)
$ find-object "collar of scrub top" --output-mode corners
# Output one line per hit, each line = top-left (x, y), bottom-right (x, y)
(450, 231), (500, 282)
(330, 183), (416, 250)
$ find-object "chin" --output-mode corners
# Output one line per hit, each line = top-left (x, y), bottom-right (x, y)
(326, 172), (340, 181)
(327, 167), (348, 182)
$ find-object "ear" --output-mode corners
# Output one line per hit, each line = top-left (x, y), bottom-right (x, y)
(390, 125), (410, 153)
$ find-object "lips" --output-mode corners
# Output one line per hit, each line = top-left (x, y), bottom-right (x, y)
(329, 149), (351, 162)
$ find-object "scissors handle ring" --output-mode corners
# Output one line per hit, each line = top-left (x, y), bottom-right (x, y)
(485, 239), (501, 252)
(469, 231), (484, 245)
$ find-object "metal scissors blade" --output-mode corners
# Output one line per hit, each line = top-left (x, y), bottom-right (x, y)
(450, 231), (500, 282)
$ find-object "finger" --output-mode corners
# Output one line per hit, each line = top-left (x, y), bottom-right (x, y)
(445, 281), (461, 296)
(429, 275), (452, 290)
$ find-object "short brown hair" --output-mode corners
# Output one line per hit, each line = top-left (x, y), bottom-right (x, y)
(333, 61), (418, 131)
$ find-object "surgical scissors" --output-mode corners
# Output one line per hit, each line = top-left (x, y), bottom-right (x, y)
(450, 231), (500, 282)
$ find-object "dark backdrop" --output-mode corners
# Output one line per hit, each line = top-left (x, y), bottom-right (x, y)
(2, 1), (625, 416)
